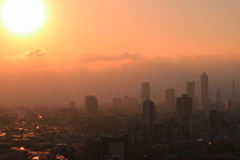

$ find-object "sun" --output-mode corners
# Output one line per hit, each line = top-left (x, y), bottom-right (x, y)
(1, 0), (46, 35)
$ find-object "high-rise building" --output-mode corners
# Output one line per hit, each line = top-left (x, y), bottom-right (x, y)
(141, 82), (150, 103)
(201, 72), (209, 107)
(177, 94), (192, 120)
(165, 89), (176, 112)
(143, 100), (156, 129)
(209, 110), (224, 129)
(187, 81), (195, 106)
(85, 95), (98, 117)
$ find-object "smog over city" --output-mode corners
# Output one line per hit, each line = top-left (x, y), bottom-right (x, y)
(0, 0), (240, 160)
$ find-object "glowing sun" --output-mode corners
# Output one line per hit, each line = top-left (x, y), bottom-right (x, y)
(1, 0), (46, 35)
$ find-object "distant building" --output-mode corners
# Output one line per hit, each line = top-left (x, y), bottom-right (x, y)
(85, 95), (98, 117)
(102, 136), (125, 160)
(187, 81), (195, 107)
(141, 82), (150, 103)
(123, 96), (138, 106)
(177, 94), (192, 120)
(143, 100), (156, 129)
(201, 72), (209, 108)
(165, 89), (176, 112)
(123, 96), (139, 111)
(69, 101), (76, 108)
(101, 133), (141, 160)
(112, 98), (123, 108)
(209, 110), (224, 129)
(82, 138), (104, 160)
(126, 97), (138, 107)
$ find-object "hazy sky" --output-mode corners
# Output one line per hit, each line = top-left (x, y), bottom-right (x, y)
(0, 0), (240, 105)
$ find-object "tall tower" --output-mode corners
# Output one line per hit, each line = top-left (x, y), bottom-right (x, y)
(177, 94), (192, 120)
(143, 100), (156, 129)
(85, 95), (98, 117)
(165, 89), (176, 112)
(201, 72), (209, 107)
(187, 81), (195, 106)
(141, 82), (150, 103)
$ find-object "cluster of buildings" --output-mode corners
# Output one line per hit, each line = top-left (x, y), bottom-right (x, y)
(0, 72), (240, 160)
(84, 72), (234, 121)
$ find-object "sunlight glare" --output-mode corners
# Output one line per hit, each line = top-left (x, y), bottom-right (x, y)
(1, 0), (46, 35)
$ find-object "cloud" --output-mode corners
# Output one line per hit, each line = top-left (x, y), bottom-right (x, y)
(81, 52), (143, 62)
(24, 48), (47, 57)
(158, 52), (240, 63)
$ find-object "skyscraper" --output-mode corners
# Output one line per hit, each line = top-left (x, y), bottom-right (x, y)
(143, 100), (156, 129)
(85, 95), (98, 117)
(187, 81), (195, 106)
(165, 88), (176, 112)
(141, 82), (150, 103)
(201, 72), (209, 107)
(177, 94), (192, 120)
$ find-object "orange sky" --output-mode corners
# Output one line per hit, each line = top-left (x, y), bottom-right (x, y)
(0, 0), (240, 105)
(1, 0), (240, 57)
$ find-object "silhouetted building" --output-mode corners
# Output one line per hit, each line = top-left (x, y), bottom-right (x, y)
(187, 81), (195, 107)
(82, 139), (103, 160)
(165, 89), (176, 112)
(85, 95), (98, 117)
(101, 134), (141, 160)
(104, 137), (124, 160)
(143, 100), (156, 129)
(201, 72), (209, 108)
(141, 82), (150, 103)
(209, 110), (224, 130)
(177, 94), (192, 120)
(124, 96), (138, 106)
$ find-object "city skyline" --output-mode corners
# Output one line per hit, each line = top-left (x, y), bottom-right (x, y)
(0, 71), (238, 105)
(0, 1), (239, 105)
(0, 1), (240, 159)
